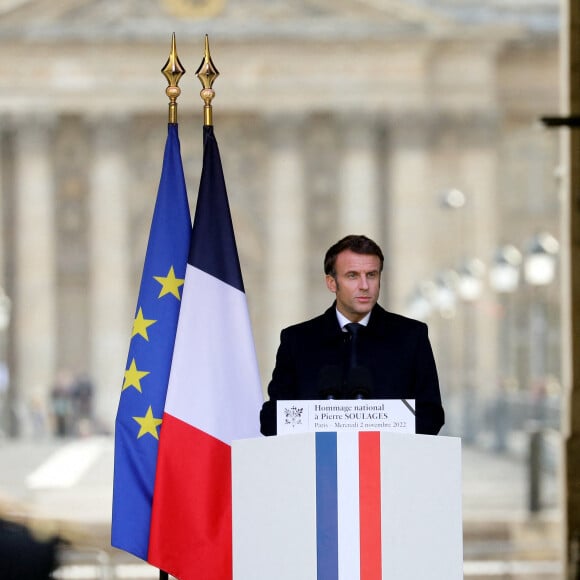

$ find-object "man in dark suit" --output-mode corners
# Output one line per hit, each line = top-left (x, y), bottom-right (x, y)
(260, 234), (444, 436)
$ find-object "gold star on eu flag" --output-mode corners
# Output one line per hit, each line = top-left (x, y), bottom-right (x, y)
(133, 406), (163, 439)
(131, 307), (156, 341)
(153, 266), (185, 299)
(123, 358), (150, 393)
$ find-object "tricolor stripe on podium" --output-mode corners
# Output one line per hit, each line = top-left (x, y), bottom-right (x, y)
(316, 432), (383, 580)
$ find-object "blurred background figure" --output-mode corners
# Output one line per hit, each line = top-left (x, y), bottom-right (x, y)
(71, 372), (94, 437)
(28, 391), (48, 440)
(0, 517), (61, 579)
(50, 370), (73, 438)
(0, 361), (8, 439)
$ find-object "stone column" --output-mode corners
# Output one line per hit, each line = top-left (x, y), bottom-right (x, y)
(338, 118), (381, 240)
(385, 117), (433, 312)
(13, 118), (57, 434)
(457, 119), (499, 394)
(88, 117), (132, 430)
(263, 116), (307, 381)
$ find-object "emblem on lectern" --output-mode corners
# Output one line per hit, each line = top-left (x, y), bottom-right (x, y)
(284, 405), (304, 428)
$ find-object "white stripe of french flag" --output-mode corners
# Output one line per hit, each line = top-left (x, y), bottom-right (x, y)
(337, 432), (361, 579)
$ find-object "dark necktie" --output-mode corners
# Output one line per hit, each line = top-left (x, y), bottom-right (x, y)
(344, 322), (363, 369)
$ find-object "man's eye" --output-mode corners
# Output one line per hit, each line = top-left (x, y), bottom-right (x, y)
(347, 273), (357, 279)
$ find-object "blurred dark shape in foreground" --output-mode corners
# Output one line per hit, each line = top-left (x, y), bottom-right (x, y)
(0, 517), (61, 579)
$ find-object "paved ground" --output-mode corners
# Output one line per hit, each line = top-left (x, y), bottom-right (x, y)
(0, 433), (564, 579)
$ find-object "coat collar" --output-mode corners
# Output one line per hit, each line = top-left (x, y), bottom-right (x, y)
(321, 302), (389, 338)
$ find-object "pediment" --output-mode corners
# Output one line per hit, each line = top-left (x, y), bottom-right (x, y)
(0, 0), (452, 38)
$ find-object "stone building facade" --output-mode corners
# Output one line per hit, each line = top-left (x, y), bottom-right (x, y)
(0, 0), (560, 435)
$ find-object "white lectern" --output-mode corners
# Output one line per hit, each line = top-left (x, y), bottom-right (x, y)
(232, 431), (462, 580)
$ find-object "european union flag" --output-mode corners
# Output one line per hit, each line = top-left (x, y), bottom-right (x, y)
(111, 123), (191, 560)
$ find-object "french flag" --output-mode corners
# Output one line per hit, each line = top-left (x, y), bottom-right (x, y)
(148, 125), (263, 579)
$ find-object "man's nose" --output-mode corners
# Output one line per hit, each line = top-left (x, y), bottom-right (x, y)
(360, 275), (369, 289)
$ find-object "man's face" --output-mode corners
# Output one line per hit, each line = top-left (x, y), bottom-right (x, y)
(325, 250), (381, 322)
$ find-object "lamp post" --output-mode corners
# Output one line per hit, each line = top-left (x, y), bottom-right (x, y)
(432, 270), (459, 435)
(523, 232), (559, 514)
(489, 244), (522, 452)
(0, 286), (11, 438)
(456, 258), (485, 444)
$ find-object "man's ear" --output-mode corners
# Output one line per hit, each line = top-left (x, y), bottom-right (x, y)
(325, 274), (337, 293)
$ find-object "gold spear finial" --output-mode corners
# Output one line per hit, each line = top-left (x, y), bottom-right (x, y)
(195, 35), (220, 126)
(161, 33), (186, 124)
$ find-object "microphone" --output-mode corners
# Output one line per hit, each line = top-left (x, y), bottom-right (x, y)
(317, 365), (343, 400)
(345, 366), (373, 400)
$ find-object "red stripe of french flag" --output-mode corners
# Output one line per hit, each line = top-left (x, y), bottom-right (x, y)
(336, 431), (383, 580)
(359, 432), (383, 580)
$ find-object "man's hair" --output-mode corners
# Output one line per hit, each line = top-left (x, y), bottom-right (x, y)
(324, 235), (384, 276)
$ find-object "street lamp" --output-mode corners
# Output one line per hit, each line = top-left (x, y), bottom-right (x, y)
(432, 270), (460, 435)
(523, 232), (559, 514)
(405, 281), (436, 322)
(439, 188), (467, 210)
(524, 233), (559, 408)
(490, 244), (522, 295)
(433, 270), (459, 320)
(489, 244), (523, 453)
(524, 232), (559, 287)
(456, 258), (486, 303)
(0, 286), (12, 438)
(456, 258), (485, 444)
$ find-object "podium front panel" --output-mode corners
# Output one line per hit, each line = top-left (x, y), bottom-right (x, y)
(379, 433), (463, 579)
(232, 432), (462, 580)
(232, 433), (319, 580)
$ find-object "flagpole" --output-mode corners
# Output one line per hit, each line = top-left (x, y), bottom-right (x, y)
(158, 32), (185, 580)
(162, 32), (186, 124)
(195, 34), (220, 126)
